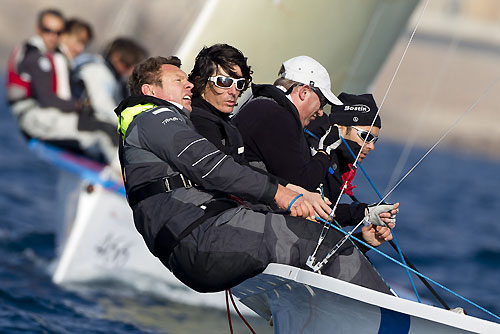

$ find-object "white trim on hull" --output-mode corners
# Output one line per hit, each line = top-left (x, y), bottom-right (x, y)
(232, 264), (500, 334)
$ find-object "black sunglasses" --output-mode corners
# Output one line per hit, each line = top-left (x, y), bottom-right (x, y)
(312, 87), (328, 109)
(40, 26), (62, 36)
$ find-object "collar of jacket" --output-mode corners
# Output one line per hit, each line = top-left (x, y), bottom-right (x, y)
(191, 95), (232, 122)
(115, 95), (182, 139)
(250, 83), (302, 130)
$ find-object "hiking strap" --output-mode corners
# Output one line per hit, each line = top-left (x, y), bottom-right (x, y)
(127, 174), (194, 206)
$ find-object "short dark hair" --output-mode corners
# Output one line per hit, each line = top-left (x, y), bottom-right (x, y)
(37, 8), (64, 27)
(104, 37), (148, 68)
(63, 18), (93, 42)
(188, 44), (252, 96)
(128, 56), (182, 96)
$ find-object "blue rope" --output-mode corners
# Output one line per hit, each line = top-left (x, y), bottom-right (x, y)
(304, 128), (320, 140)
(340, 136), (382, 199)
(391, 233), (421, 303)
(287, 194), (303, 212)
(314, 216), (500, 321)
(339, 135), (420, 300)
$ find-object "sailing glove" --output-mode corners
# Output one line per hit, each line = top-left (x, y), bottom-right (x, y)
(317, 125), (342, 156)
(364, 203), (398, 226)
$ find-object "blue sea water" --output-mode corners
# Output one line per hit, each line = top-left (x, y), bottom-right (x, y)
(1, 79), (499, 332)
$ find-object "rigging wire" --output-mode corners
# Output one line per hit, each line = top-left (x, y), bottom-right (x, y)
(314, 216), (500, 322)
(341, 136), (454, 309)
(307, 0), (431, 272)
(333, 69), (500, 311)
(378, 71), (500, 205)
(340, 136), (422, 303)
(353, 0), (431, 167)
(384, 16), (464, 195)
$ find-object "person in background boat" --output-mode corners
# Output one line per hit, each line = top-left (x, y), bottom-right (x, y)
(188, 44), (394, 228)
(305, 93), (382, 203)
(59, 18), (93, 65)
(114, 55), (397, 295)
(6, 8), (118, 165)
(73, 37), (148, 127)
(233, 56), (398, 230)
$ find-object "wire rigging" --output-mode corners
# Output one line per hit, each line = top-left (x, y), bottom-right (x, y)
(314, 216), (500, 321)
(384, 19), (464, 195)
(307, 0), (431, 272)
(379, 72), (500, 205)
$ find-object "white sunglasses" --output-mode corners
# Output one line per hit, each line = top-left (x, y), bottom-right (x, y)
(208, 75), (247, 90)
(352, 126), (379, 144)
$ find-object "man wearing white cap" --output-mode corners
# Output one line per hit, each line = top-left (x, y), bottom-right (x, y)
(234, 55), (344, 193)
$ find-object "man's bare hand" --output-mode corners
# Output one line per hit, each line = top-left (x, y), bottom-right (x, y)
(362, 202), (398, 247)
(275, 184), (316, 219)
(361, 224), (393, 247)
(286, 184), (332, 220)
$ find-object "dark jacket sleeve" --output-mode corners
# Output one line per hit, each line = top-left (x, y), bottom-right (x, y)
(20, 50), (78, 112)
(235, 100), (331, 191)
(331, 203), (371, 253)
(136, 108), (278, 205)
(191, 106), (289, 186)
(334, 203), (368, 227)
(190, 113), (227, 152)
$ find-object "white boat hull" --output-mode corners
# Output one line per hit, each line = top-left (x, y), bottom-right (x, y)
(233, 264), (500, 334)
(52, 181), (256, 313)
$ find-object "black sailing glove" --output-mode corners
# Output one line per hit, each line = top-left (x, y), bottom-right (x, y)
(304, 114), (331, 149)
(317, 125), (342, 156)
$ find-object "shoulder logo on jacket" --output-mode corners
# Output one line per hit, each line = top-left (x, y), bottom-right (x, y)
(162, 116), (181, 125)
(344, 104), (370, 113)
(38, 57), (52, 72)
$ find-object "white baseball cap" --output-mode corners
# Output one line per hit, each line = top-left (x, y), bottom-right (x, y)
(281, 55), (342, 105)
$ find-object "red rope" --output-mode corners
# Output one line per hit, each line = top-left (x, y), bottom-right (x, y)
(225, 289), (234, 334)
(228, 288), (256, 334)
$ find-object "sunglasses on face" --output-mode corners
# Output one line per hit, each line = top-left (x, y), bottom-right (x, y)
(312, 87), (328, 109)
(352, 126), (379, 144)
(40, 26), (62, 36)
(208, 75), (246, 91)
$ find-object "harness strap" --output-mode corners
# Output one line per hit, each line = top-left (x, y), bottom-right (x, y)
(127, 174), (193, 206)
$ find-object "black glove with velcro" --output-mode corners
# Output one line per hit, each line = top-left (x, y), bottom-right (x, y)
(317, 125), (342, 156)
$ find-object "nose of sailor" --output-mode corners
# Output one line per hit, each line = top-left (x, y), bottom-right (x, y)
(317, 108), (324, 117)
(366, 141), (375, 151)
(228, 83), (238, 97)
(185, 80), (194, 91)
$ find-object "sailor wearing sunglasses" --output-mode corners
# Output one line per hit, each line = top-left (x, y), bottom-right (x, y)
(330, 93), (381, 163)
(234, 58), (397, 241)
(115, 55), (396, 295)
(305, 92), (385, 204)
(188, 44), (251, 164)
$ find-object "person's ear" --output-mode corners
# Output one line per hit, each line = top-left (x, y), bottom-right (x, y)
(337, 125), (348, 137)
(298, 85), (309, 102)
(141, 84), (154, 96)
